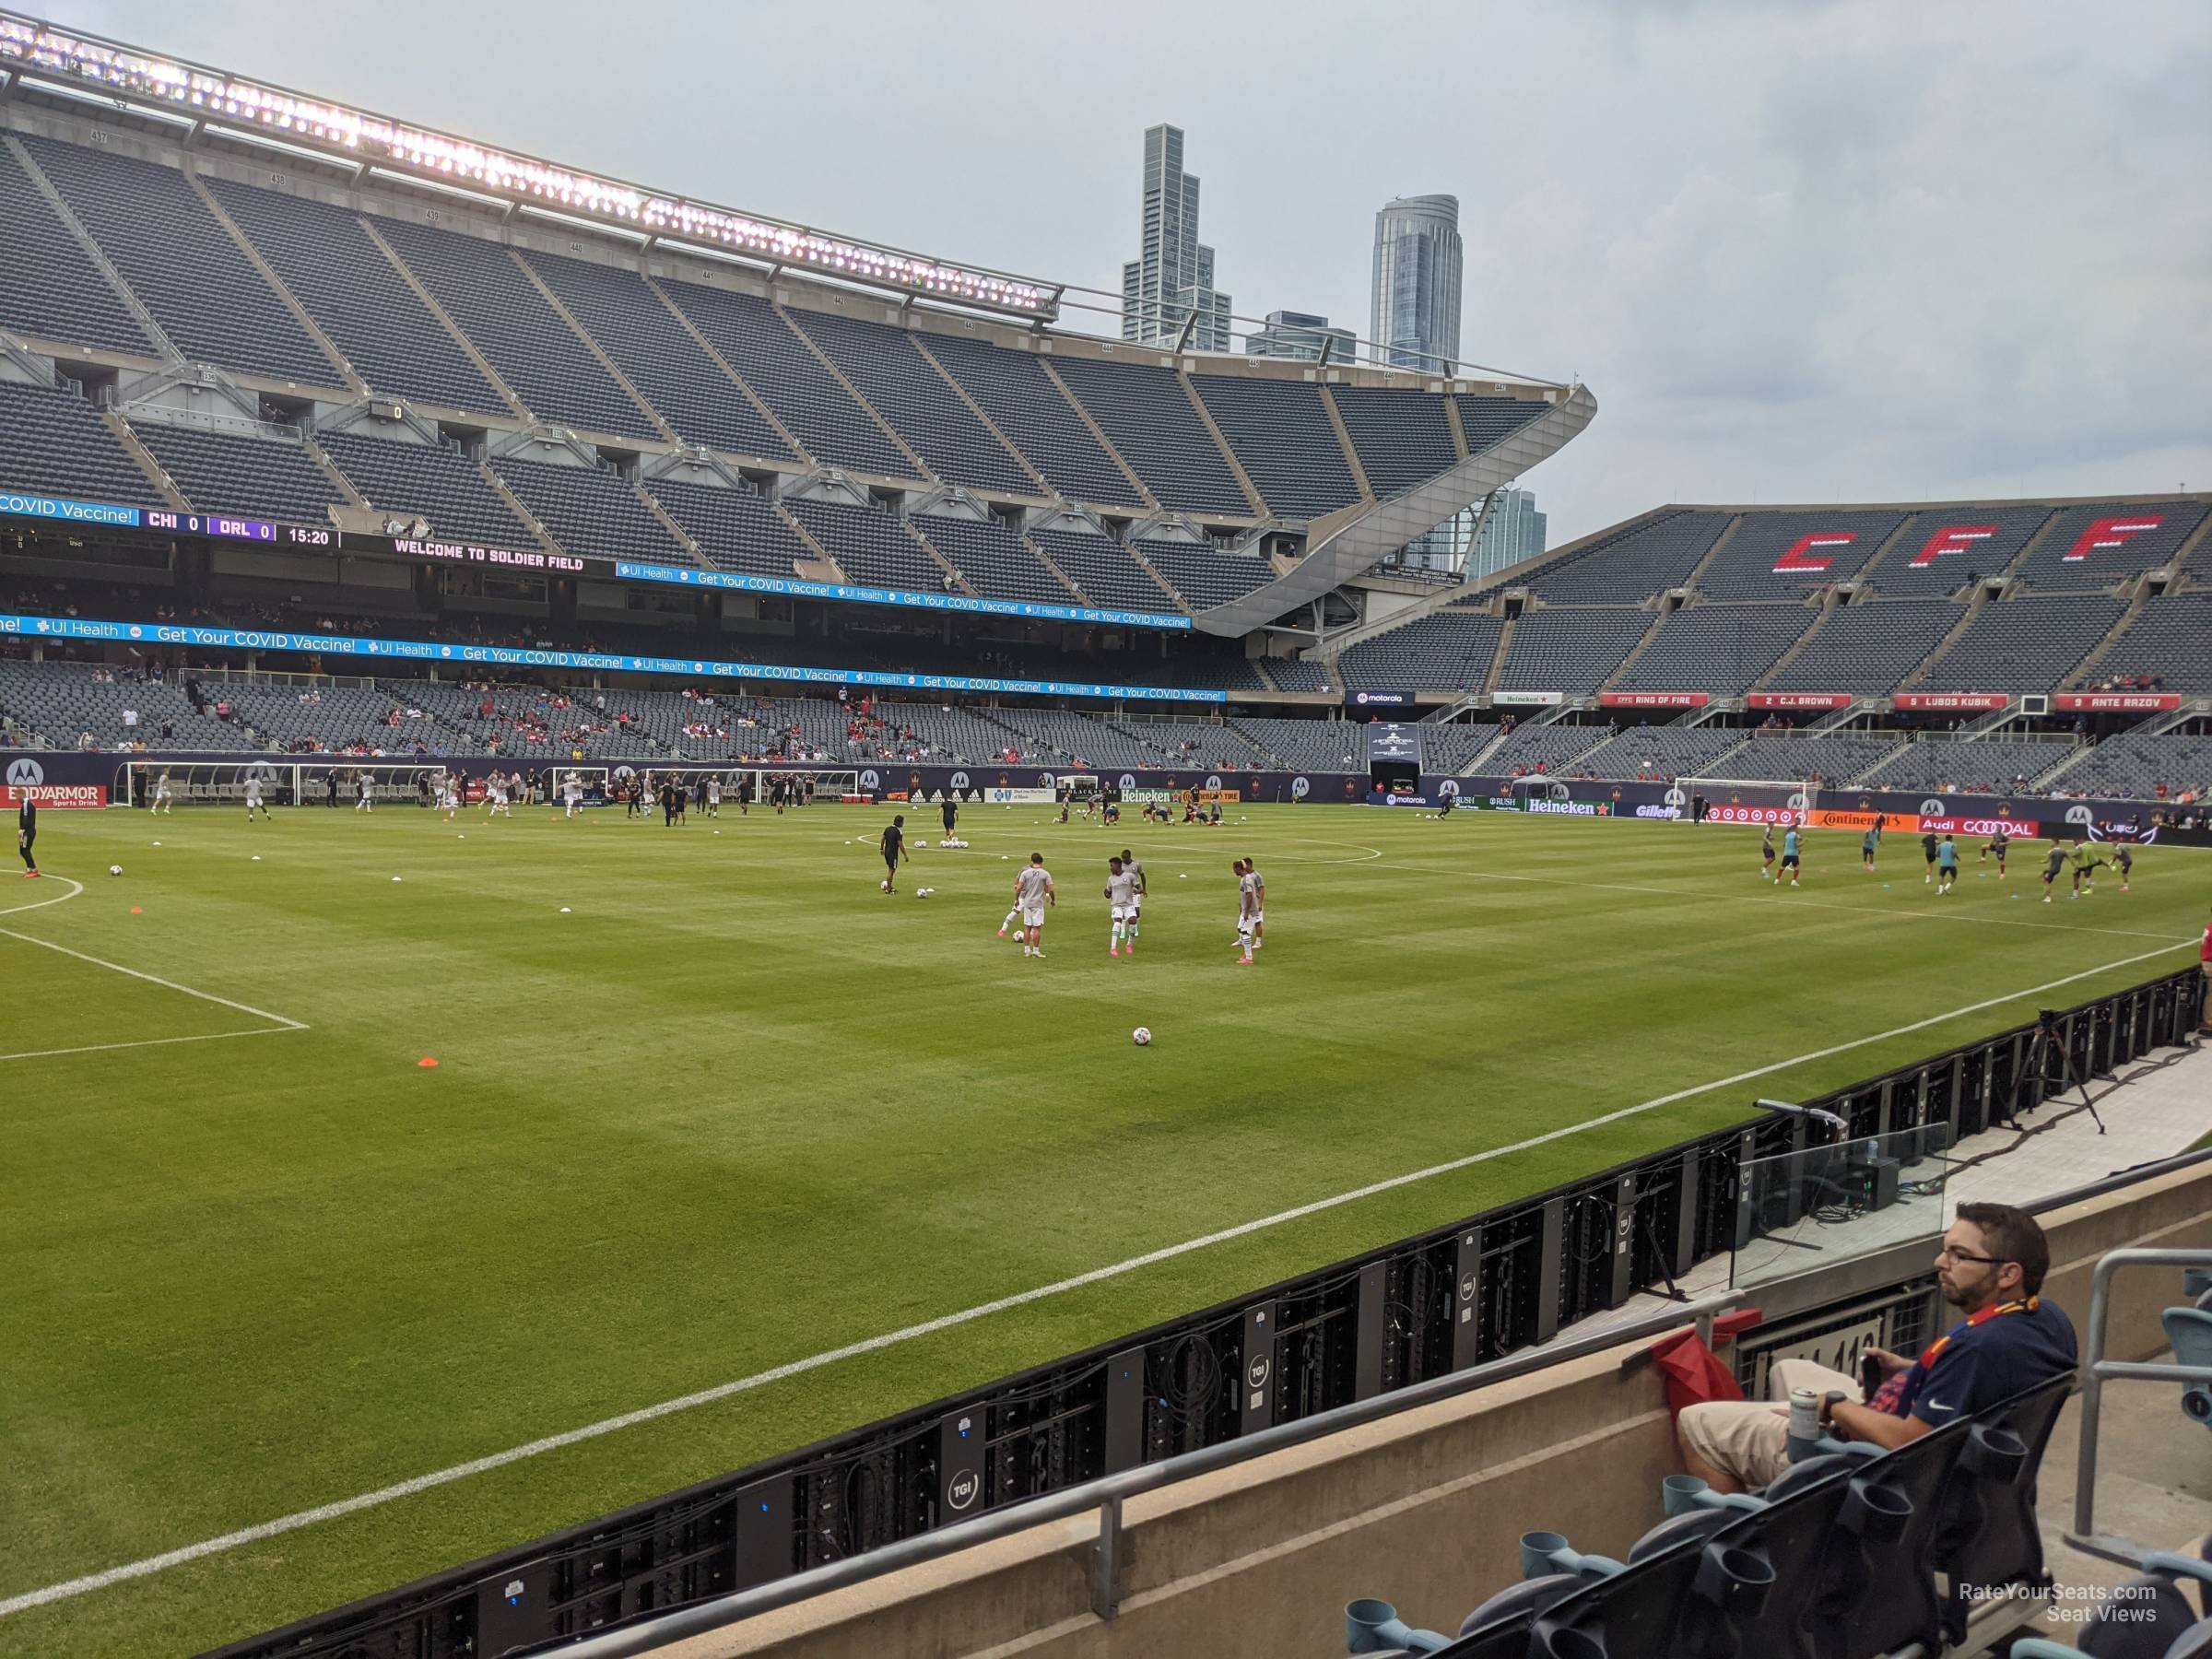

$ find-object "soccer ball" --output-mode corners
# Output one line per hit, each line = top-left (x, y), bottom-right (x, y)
(1132, 1026), (1152, 1046)
(109, 864), (123, 877)
(880, 879), (891, 891)
(916, 888), (933, 898)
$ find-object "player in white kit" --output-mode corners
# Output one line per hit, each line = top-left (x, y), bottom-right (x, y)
(705, 776), (721, 818)
(354, 772), (374, 812)
(1105, 856), (1138, 958)
(439, 776), (459, 821)
(562, 772), (584, 818)
(1233, 858), (1260, 965)
(151, 769), (174, 813)
(487, 775), (511, 818)
(1119, 847), (1146, 946)
(243, 774), (268, 821)
(1012, 853), (1054, 959)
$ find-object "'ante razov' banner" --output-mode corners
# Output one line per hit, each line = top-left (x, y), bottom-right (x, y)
(0, 612), (1224, 705)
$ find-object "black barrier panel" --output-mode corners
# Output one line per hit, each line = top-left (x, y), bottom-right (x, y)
(209, 965), (2204, 1659)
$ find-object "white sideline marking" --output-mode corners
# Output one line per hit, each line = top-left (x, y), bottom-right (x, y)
(0, 937), (2193, 1621)
(0, 926), (307, 1030)
(0, 1028), (299, 1065)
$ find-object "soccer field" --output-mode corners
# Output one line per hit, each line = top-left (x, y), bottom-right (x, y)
(3, 800), (2206, 1655)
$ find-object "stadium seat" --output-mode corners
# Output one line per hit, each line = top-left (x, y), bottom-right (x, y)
(128, 419), (344, 525)
(0, 141), (156, 355)
(370, 215), (660, 441)
(518, 249), (794, 463)
(656, 278), (924, 479)
(2009, 1556), (2212, 1657)
(1489, 512), (1730, 606)
(0, 381), (163, 506)
(1190, 372), (1362, 520)
(16, 133), (340, 385)
(204, 175), (507, 416)
(921, 334), (1146, 508)
(643, 477), (814, 581)
(786, 307), (1036, 496)
(1135, 535), (1280, 609)
(1530, 1530), (1770, 1659)
(1046, 355), (1252, 517)
(1932, 1374), (2076, 1646)
(1615, 604), (1816, 694)
(316, 429), (539, 550)
(2169, 1300), (2212, 1429)
(1917, 594), (2128, 693)
(1330, 386), (1461, 500)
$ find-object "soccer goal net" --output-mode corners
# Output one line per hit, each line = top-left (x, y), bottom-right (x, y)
(121, 760), (458, 807)
(1680, 777), (1819, 825)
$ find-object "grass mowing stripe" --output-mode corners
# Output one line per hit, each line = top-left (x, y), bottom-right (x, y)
(1, 931), (2188, 1624)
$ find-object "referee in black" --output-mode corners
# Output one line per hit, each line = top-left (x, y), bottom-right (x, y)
(17, 793), (37, 877)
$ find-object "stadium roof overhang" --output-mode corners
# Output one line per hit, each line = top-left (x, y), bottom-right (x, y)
(0, 12), (1063, 324)
(1188, 382), (1598, 636)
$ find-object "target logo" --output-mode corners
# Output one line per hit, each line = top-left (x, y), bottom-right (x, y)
(948, 771), (969, 791)
(859, 770), (879, 791)
(6, 759), (45, 786)
(1919, 798), (1947, 817)
(1291, 776), (1310, 798)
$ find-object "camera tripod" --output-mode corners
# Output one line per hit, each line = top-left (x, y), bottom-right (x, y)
(2004, 1007), (2106, 1135)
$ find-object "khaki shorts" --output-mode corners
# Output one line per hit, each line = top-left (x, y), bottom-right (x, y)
(1677, 1358), (1863, 1491)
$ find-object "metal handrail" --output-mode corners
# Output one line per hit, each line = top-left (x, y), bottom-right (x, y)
(528, 1291), (1743, 1657)
(2064, 1246), (2212, 1568)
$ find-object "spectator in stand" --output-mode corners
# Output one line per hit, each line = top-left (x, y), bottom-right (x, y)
(1677, 1203), (2075, 1494)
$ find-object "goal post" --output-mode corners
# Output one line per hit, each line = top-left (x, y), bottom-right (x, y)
(1679, 776), (1820, 825)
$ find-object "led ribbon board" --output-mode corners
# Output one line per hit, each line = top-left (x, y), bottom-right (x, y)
(0, 612), (1226, 703)
(616, 560), (1193, 630)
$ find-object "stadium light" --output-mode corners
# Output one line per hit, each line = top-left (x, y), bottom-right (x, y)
(0, 12), (1061, 321)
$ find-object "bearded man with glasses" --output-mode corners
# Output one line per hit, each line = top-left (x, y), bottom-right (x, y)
(1677, 1202), (2078, 1494)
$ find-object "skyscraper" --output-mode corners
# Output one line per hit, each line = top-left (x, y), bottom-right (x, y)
(1244, 310), (1355, 363)
(1122, 124), (1232, 353)
(1370, 194), (1463, 373)
(1471, 488), (1547, 579)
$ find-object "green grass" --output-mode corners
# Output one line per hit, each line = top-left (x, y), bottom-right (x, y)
(2, 803), (2206, 1655)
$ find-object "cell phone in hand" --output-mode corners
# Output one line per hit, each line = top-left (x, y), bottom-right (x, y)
(1861, 1352), (1883, 1401)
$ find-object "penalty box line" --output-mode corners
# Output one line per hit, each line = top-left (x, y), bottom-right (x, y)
(0, 937), (2192, 1621)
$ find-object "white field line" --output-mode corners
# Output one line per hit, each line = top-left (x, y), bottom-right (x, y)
(0, 926), (307, 1030)
(0, 1028), (300, 1065)
(0, 935), (2193, 1620)
(0, 875), (85, 917)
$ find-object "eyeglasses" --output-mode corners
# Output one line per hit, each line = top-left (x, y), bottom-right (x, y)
(1935, 1246), (2006, 1267)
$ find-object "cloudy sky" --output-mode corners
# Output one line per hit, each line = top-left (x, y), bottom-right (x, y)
(65, 0), (2212, 543)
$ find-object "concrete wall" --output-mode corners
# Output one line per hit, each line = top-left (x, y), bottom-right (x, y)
(671, 1160), (2212, 1659)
